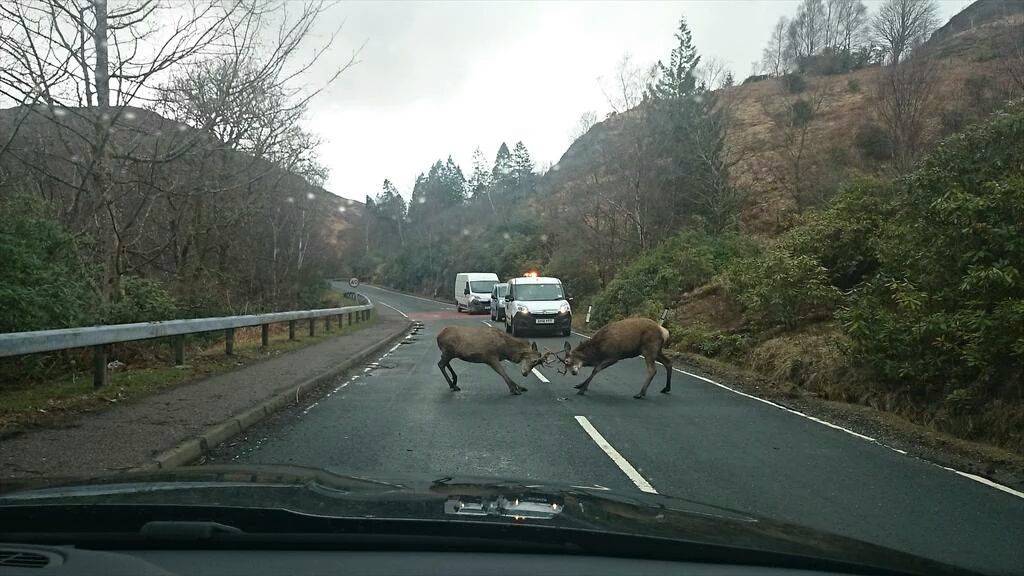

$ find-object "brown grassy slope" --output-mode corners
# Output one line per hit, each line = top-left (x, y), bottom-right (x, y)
(540, 4), (1024, 238)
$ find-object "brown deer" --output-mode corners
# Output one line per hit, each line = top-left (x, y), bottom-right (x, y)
(436, 325), (552, 395)
(557, 317), (672, 399)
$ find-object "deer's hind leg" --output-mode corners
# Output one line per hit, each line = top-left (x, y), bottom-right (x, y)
(656, 350), (672, 394)
(438, 353), (460, 391)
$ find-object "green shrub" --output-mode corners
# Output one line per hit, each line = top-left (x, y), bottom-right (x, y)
(102, 277), (179, 325)
(854, 122), (893, 162)
(782, 179), (891, 289)
(839, 103), (1024, 401)
(846, 78), (860, 93)
(781, 73), (807, 94)
(724, 247), (840, 329)
(671, 321), (749, 358)
(591, 231), (754, 326)
(0, 197), (97, 332)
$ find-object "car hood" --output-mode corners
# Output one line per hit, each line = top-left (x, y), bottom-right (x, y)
(517, 299), (567, 313)
(0, 465), (969, 575)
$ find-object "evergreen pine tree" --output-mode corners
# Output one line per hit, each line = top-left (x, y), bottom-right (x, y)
(648, 16), (702, 100)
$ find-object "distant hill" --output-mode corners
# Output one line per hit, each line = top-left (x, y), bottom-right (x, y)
(538, 0), (1024, 237)
(0, 104), (365, 311)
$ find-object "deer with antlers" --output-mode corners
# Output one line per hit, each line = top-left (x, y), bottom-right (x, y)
(555, 317), (672, 399)
(436, 325), (556, 395)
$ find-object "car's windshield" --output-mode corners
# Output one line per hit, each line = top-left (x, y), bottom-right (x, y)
(1, 2), (1021, 575)
(470, 281), (496, 294)
(514, 284), (564, 301)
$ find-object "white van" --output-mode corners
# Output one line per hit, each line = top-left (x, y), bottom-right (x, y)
(503, 276), (572, 336)
(455, 272), (499, 313)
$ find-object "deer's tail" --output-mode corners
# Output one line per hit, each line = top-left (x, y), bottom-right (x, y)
(659, 325), (670, 344)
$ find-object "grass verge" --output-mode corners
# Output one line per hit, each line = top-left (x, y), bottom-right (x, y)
(0, 309), (377, 436)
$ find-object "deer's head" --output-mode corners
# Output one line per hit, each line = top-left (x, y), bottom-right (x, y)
(519, 341), (547, 377)
(554, 341), (582, 375)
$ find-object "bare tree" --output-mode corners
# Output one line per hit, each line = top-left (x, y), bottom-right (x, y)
(569, 111), (598, 145)
(788, 0), (827, 63)
(0, 0), (353, 307)
(872, 0), (938, 64)
(762, 17), (790, 77)
(834, 0), (869, 52)
(598, 54), (652, 113)
(765, 78), (833, 206)
(872, 55), (939, 172)
(696, 56), (728, 90)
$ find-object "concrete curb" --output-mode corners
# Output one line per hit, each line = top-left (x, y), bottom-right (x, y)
(138, 317), (413, 471)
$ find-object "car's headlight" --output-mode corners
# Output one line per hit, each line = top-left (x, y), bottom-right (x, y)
(559, 302), (571, 314)
(515, 304), (529, 315)
(470, 296), (479, 302)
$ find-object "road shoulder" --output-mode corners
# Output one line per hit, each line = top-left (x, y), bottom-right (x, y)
(0, 308), (411, 483)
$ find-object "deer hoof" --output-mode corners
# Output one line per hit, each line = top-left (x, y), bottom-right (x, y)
(518, 385), (528, 392)
(451, 386), (461, 392)
(576, 389), (587, 396)
(633, 393), (645, 399)
(660, 388), (670, 394)
(573, 383), (584, 389)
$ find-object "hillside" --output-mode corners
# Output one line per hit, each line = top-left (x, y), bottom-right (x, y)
(0, 104), (363, 328)
(541, 0), (1024, 237)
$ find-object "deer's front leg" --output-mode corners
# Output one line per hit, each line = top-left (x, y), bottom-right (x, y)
(575, 360), (614, 395)
(488, 359), (526, 394)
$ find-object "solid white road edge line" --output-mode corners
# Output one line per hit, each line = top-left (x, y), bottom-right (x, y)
(375, 300), (409, 319)
(574, 415), (657, 494)
(480, 320), (492, 326)
(571, 330), (1023, 500)
(531, 368), (550, 383)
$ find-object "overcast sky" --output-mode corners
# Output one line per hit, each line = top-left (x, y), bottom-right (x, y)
(302, 0), (972, 202)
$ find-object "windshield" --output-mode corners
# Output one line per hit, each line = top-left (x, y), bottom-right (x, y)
(513, 284), (564, 301)
(1, 2), (1021, 575)
(470, 281), (496, 294)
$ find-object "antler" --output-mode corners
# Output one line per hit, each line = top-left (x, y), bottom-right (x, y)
(541, 348), (559, 367)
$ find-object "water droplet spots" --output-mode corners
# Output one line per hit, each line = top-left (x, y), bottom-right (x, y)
(177, 124), (187, 132)
(502, 232), (511, 240)
(53, 108), (67, 117)
(417, 196), (426, 204)
(540, 234), (548, 242)
(338, 206), (347, 213)
(123, 111), (136, 120)
(306, 192), (316, 200)
(461, 228), (470, 236)
(286, 196), (295, 203)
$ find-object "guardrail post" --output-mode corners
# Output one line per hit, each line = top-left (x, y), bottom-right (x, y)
(288, 320), (296, 340)
(261, 324), (269, 349)
(325, 315), (331, 332)
(308, 317), (315, 337)
(93, 345), (108, 389)
(347, 312), (352, 326)
(225, 328), (235, 355)
(173, 336), (185, 366)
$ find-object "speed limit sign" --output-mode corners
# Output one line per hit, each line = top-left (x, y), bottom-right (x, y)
(348, 277), (360, 288)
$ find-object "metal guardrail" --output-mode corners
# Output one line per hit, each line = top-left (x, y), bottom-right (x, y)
(0, 292), (374, 388)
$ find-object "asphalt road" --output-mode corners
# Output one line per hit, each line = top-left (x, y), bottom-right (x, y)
(208, 284), (1024, 575)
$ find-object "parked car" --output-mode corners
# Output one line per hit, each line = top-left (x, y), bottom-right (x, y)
(504, 276), (572, 337)
(490, 283), (508, 321)
(455, 272), (498, 313)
